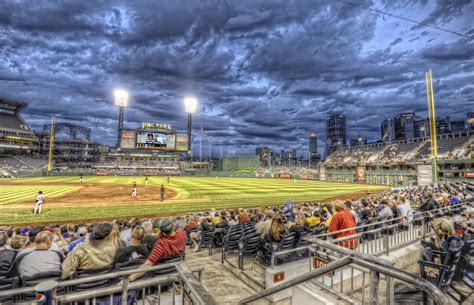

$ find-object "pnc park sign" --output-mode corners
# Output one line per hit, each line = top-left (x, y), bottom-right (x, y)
(141, 122), (172, 131)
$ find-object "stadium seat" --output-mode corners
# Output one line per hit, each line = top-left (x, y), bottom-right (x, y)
(221, 225), (243, 263)
(72, 266), (114, 292)
(238, 232), (261, 269)
(20, 270), (62, 301)
(198, 230), (215, 255)
(419, 235), (465, 303)
(0, 276), (19, 303)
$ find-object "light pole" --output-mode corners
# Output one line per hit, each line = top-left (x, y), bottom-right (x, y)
(208, 136), (212, 162)
(184, 97), (198, 168)
(114, 89), (129, 148)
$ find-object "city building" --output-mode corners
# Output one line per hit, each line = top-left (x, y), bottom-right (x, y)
(309, 132), (320, 164)
(325, 114), (346, 158)
(394, 113), (418, 140)
(467, 112), (474, 130)
(381, 118), (395, 142)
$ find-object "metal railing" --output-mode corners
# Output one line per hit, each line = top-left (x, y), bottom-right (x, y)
(266, 201), (470, 267)
(0, 262), (218, 305)
(239, 239), (450, 305)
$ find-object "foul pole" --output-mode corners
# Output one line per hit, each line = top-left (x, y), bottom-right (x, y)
(47, 116), (55, 174)
(425, 70), (438, 183)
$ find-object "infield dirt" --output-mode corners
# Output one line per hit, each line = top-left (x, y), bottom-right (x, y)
(0, 182), (177, 207)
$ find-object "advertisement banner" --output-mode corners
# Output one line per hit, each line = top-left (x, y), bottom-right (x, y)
(120, 129), (136, 149)
(300, 174), (315, 180)
(356, 166), (366, 182)
(176, 133), (189, 151)
(417, 164), (433, 186)
(279, 173), (292, 179)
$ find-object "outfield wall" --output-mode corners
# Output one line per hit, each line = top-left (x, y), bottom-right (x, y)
(219, 155), (260, 171)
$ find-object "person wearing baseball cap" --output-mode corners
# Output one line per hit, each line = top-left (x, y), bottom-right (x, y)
(61, 222), (116, 279)
(127, 218), (186, 282)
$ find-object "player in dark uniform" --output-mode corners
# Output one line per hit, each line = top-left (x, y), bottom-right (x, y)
(167, 176), (170, 184)
(160, 184), (165, 201)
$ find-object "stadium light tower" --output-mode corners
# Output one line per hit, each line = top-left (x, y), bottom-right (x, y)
(114, 89), (129, 148)
(184, 97), (198, 166)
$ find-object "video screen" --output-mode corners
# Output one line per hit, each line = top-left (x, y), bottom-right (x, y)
(136, 131), (168, 148)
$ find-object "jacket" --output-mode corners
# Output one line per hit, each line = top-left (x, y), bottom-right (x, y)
(61, 239), (117, 279)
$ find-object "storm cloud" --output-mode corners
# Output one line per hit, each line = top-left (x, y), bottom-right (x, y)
(0, 0), (473, 157)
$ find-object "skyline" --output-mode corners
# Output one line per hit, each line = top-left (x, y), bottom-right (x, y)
(1, 1), (473, 157)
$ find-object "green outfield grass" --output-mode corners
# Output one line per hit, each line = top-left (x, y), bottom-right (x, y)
(0, 176), (387, 224)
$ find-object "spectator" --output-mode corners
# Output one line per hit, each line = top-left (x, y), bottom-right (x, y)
(191, 217), (213, 252)
(141, 219), (161, 252)
(68, 226), (88, 252)
(0, 231), (16, 273)
(419, 193), (437, 212)
(17, 231), (63, 278)
(328, 202), (358, 249)
(61, 222), (117, 279)
(115, 226), (149, 264)
(265, 216), (288, 242)
(306, 210), (321, 227)
(257, 210), (275, 238)
(377, 200), (394, 221)
(127, 219), (186, 282)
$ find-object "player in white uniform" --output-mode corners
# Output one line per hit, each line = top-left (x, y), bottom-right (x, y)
(34, 191), (45, 214)
(131, 182), (137, 197)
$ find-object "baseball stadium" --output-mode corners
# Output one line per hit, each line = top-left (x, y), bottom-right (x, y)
(1, 2), (474, 305)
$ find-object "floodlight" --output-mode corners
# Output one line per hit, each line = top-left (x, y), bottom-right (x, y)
(114, 89), (129, 107)
(184, 97), (198, 114)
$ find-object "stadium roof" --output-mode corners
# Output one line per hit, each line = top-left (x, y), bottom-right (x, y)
(0, 97), (27, 112)
(0, 112), (33, 134)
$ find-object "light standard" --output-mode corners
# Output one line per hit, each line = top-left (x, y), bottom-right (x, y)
(114, 89), (129, 148)
(208, 136), (212, 162)
(184, 97), (198, 167)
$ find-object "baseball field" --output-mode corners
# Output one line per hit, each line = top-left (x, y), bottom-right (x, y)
(0, 176), (388, 225)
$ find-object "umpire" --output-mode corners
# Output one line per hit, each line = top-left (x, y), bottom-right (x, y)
(160, 184), (165, 202)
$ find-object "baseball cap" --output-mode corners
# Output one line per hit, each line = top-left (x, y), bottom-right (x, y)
(158, 219), (173, 234)
(90, 223), (112, 241)
(19, 227), (31, 235)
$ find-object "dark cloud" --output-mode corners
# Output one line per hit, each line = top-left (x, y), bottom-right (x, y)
(0, 0), (472, 158)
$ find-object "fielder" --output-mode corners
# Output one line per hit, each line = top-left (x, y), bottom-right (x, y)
(131, 182), (137, 197)
(34, 191), (45, 215)
(145, 176), (148, 186)
(80, 175), (84, 183)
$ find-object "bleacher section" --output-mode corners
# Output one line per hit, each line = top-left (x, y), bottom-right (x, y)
(326, 132), (473, 166)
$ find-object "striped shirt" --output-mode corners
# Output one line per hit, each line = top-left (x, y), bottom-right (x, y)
(147, 230), (186, 265)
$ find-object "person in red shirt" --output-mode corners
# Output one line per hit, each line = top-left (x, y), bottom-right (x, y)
(127, 218), (186, 282)
(328, 201), (359, 249)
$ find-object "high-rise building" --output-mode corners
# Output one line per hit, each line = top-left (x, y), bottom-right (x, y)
(309, 132), (319, 164)
(414, 119), (429, 138)
(381, 118), (395, 142)
(394, 113), (418, 140)
(468, 112), (474, 130)
(325, 114), (346, 158)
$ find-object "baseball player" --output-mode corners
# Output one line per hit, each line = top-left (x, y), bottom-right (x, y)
(131, 182), (137, 197)
(145, 176), (148, 187)
(80, 175), (84, 183)
(167, 176), (170, 184)
(34, 191), (45, 214)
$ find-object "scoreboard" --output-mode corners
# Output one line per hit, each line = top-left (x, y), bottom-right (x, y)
(120, 122), (188, 151)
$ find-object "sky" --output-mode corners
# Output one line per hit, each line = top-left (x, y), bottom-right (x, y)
(0, 0), (473, 158)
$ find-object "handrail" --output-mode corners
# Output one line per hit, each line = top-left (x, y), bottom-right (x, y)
(0, 263), (204, 298)
(312, 201), (469, 238)
(239, 239), (450, 305)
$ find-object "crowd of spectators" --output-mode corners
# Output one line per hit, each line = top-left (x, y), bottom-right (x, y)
(92, 159), (182, 175)
(254, 165), (317, 177)
(325, 134), (473, 166)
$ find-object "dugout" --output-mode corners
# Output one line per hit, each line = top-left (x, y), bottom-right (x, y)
(219, 155), (260, 171)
